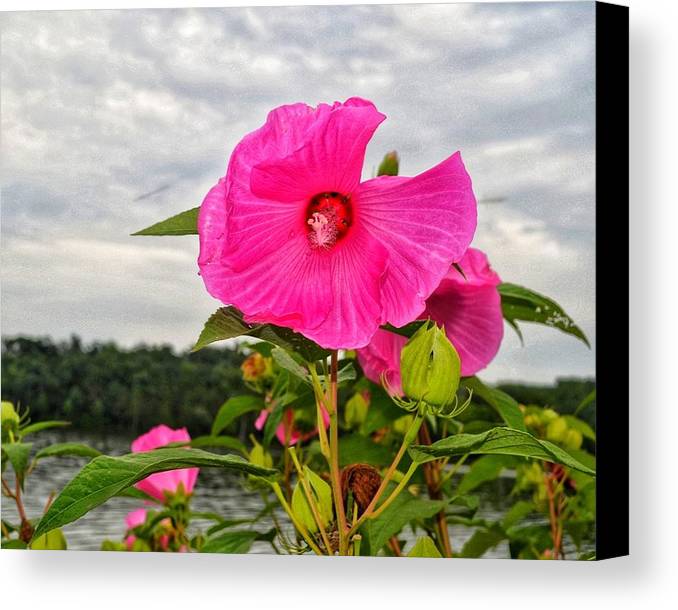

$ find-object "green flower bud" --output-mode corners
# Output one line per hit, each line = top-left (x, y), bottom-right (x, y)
(377, 150), (399, 176)
(291, 467), (333, 534)
(249, 438), (273, 469)
(400, 321), (461, 408)
(541, 408), (559, 424)
(563, 428), (583, 450)
(546, 416), (568, 444)
(1, 401), (20, 427)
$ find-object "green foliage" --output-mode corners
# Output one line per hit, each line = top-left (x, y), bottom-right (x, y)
(34, 443), (101, 460)
(2, 442), (33, 488)
(32, 448), (278, 540)
(337, 434), (394, 468)
(457, 455), (518, 495)
(132, 207), (199, 236)
(201, 530), (261, 554)
(192, 307), (329, 362)
(18, 421), (70, 436)
(211, 395), (264, 436)
(407, 536), (442, 558)
(462, 377), (526, 431)
(30, 528), (68, 551)
(498, 283), (590, 347)
(291, 467), (333, 534)
(408, 427), (595, 475)
(362, 488), (446, 555)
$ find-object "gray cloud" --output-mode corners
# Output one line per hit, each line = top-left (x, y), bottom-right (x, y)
(0, 2), (596, 383)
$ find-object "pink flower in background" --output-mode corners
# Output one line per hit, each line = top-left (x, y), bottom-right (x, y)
(124, 508), (147, 550)
(358, 248), (504, 393)
(131, 425), (199, 501)
(198, 97), (477, 349)
(254, 407), (330, 446)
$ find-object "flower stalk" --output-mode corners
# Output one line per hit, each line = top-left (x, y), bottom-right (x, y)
(271, 481), (323, 556)
(288, 447), (333, 554)
(327, 350), (349, 554)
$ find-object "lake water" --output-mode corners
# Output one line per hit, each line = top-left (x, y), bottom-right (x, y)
(2, 431), (584, 558)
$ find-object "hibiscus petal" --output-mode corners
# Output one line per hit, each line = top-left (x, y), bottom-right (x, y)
(426, 282), (504, 376)
(357, 152), (477, 327)
(296, 224), (389, 349)
(131, 425), (199, 498)
(357, 328), (407, 395)
(249, 100), (386, 203)
(424, 249), (503, 376)
(219, 233), (334, 333)
(198, 179), (228, 269)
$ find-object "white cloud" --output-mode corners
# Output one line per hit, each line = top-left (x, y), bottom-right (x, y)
(1, 3), (596, 383)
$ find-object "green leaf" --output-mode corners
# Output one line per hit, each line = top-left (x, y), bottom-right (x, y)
(132, 207), (199, 236)
(263, 400), (285, 447)
(291, 467), (333, 533)
(360, 385), (404, 435)
(463, 377), (526, 431)
(498, 283), (590, 347)
(19, 421), (70, 436)
(381, 320), (426, 339)
(211, 395), (264, 436)
(407, 536), (442, 558)
(201, 530), (259, 554)
(30, 528), (67, 550)
(271, 347), (309, 383)
(408, 427), (596, 476)
(563, 415), (596, 441)
(457, 455), (518, 495)
(338, 434), (394, 468)
(32, 448), (278, 540)
(574, 389), (596, 416)
(186, 435), (247, 454)
(205, 518), (254, 537)
(192, 307), (329, 361)
(460, 525), (506, 558)
(363, 489), (446, 554)
(2, 443), (32, 488)
(501, 500), (534, 529)
(2, 539), (27, 549)
(35, 443), (101, 460)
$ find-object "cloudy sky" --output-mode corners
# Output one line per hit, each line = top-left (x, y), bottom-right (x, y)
(1, 2), (596, 383)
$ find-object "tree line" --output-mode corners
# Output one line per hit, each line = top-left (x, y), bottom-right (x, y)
(1, 335), (595, 437)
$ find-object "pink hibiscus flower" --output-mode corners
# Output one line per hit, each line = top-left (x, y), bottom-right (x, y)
(131, 425), (199, 502)
(357, 248), (504, 393)
(124, 508), (147, 550)
(198, 98), (477, 349)
(254, 407), (330, 446)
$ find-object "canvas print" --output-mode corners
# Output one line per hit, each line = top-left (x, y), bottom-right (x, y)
(1, 2), (628, 559)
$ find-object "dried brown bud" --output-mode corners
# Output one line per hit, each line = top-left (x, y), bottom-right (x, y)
(341, 463), (382, 516)
(20, 519), (34, 544)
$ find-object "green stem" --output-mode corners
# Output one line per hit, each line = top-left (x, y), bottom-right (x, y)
(371, 462), (419, 520)
(438, 453), (469, 489)
(271, 482), (323, 555)
(288, 447), (332, 554)
(327, 350), (349, 554)
(308, 364), (331, 460)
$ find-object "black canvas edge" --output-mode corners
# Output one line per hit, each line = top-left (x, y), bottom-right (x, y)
(595, 1), (629, 560)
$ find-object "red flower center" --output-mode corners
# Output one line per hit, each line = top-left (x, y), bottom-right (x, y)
(305, 192), (353, 249)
